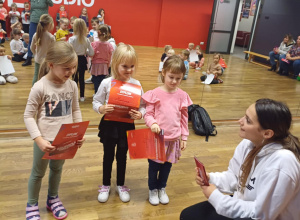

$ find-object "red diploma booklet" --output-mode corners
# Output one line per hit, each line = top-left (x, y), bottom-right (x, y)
(219, 58), (227, 69)
(59, 11), (67, 18)
(42, 121), (89, 160)
(105, 79), (142, 123)
(194, 156), (209, 186)
(0, 12), (4, 20)
(127, 128), (166, 161)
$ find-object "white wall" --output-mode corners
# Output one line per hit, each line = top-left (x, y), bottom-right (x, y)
(238, 14), (254, 32)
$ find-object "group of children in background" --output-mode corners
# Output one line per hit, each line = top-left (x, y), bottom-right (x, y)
(159, 42), (224, 84)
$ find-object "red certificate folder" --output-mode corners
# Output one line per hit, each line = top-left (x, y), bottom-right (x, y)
(194, 156), (209, 186)
(59, 11), (67, 18)
(0, 13), (4, 20)
(127, 128), (166, 161)
(105, 79), (142, 123)
(219, 58), (227, 69)
(42, 121), (89, 160)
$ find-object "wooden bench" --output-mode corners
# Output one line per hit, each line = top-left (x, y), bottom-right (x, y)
(244, 51), (277, 68)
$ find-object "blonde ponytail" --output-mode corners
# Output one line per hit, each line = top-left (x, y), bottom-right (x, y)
(36, 14), (53, 46)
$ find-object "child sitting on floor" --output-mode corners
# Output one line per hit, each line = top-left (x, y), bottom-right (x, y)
(10, 28), (26, 62)
(180, 49), (190, 80)
(201, 53), (223, 84)
(0, 45), (18, 84)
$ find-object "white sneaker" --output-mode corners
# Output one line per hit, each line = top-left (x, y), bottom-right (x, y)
(116, 186), (130, 202)
(202, 71), (207, 75)
(158, 188), (169, 204)
(149, 189), (159, 206)
(98, 185), (110, 203)
(85, 76), (92, 84)
(79, 97), (85, 102)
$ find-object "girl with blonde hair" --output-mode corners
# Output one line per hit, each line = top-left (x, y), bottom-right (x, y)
(31, 14), (55, 85)
(68, 18), (94, 102)
(93, 44), (146, 203)
(24, 41), (84, 220)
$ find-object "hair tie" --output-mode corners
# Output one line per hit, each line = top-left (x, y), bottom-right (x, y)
(39, 21), (44, 26)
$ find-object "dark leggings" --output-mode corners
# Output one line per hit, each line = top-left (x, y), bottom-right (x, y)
(73, 56), (87, 98)
(102, 138), (128, 186)
(180, 201), (252, 220)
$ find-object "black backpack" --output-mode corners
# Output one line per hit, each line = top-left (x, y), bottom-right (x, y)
(188, 104), (217, 141)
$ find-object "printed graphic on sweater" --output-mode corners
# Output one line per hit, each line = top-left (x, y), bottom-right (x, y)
(45, 100), (72, 117)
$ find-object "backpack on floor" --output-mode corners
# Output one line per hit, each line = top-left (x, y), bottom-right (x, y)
(188, 104), (217, 141)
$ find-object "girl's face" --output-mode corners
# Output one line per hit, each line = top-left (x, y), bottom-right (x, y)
(188, 44), (194, 50)
(60, 6), (65, 11)
(14, 34), (21, 40)
(117, 60), (135, 81)
(60, 22), (68, 30)
(82, 8), (87, 15)
(162, 70), (183, 92)
(238, 104), (265, 145)
(167, 51), (174, 57)
(213, 55), (220, 64)
(12, 7), (17, 12)
(297, 36), (300, 46)
(25, 4), (30, 10)
(283, 36), (288, 43)
(49, 60), (77, 84)
(0, 4), (3, 9)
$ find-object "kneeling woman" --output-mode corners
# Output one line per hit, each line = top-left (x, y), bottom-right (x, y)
(180, 99), (300, 220)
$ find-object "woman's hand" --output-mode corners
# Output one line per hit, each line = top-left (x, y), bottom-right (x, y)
(286, 53), (291, 60)
(195, 167), (210, 186)
(181, 140), (187, 151)
(195, 168), (216, 198)
(76, 137), (85, 148)
(99, 104), (115, 114)
(151, 123), (161, 134)
(129, 109), (142, 120)
(35, 136), (56, 152)
(201, 184), (217, 199)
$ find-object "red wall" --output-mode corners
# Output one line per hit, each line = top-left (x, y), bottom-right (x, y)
(2, 0), (214, 49)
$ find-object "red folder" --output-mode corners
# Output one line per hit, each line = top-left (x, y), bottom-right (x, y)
(0, 12), (4, 20)
(127, 128), (166, 161)
(59, 11), (67, 18)
(105, 79), (142, 123)
(219, 58), (227, 69)
(194, 156), (209, 186)
(42, 121), (89, 160)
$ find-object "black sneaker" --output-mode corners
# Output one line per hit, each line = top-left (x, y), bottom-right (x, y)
(22, 58), (32, 66)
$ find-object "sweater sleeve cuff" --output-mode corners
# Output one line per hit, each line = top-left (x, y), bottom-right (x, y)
(208, 189), (223, 208)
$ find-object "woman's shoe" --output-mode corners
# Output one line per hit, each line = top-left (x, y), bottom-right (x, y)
(268, 65), (276, 71)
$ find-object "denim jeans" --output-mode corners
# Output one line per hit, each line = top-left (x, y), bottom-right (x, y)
(280, 59), (300, 76)
(269, 51), (285, 66)
(28, 22), (38, 58)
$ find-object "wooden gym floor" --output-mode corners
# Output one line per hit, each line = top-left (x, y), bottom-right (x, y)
(1, 42), (300, 219)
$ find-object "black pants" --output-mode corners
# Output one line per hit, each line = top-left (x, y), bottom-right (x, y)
(102, 138), (128, 186)
(23, 24), (29, 33)
(0, 38), (4, 43)
(73, 56), (87, 98)
(92, 75), (106, 94)
(12, 53), (26, 62)
(0, 20), (6, 38)
(180, 201), (252, 220)
(148, 159), (172, 190)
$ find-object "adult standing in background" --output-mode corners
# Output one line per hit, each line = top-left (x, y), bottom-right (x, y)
(22, 0), (53, 66)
